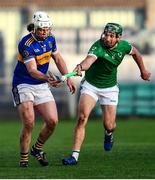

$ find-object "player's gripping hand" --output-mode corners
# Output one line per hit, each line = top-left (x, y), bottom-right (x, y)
(47, 77), (62, 87)
(73, 64), (83, 77)
(47, 72), (62, 87)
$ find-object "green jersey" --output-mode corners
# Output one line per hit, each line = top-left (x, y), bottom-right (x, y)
(85, 39), (132, 88)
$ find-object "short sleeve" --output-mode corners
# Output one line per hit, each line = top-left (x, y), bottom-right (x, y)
(18, 43), (34, 62)
(88, 41), (101, 59)
(123, 40), (132, 54)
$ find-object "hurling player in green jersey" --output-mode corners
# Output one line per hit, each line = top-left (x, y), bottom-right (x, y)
(62, 23), (151, 165)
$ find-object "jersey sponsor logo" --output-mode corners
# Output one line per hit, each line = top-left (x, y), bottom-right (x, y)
(36, 51), (52, 65)
(34, 49), (40, 52)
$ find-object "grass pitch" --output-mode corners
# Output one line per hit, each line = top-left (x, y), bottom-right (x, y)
(0, 118), (155, 178)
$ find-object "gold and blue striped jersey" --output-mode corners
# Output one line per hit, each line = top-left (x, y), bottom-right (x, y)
(12, 33), (57, 87)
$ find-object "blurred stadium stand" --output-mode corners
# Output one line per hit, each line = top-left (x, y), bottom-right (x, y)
(0, 0), (146, 8)
(0, 0), (155, 118)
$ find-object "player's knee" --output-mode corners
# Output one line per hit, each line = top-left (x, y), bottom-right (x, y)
(46, 118), (58, 129)
(77, 113), (88, 126)
(24, 121), (34, 131)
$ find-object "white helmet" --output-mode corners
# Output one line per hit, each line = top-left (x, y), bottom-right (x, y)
(32, 11), (52, 28)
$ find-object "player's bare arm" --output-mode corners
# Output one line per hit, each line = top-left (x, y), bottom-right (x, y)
(25, 58), (55, 84)
(52, 52), (76, 93)
(25, 58), (49, 81)
(131, 46), (151, 81)
(73, 55), (97, 76)
(52, 52), (69, 75)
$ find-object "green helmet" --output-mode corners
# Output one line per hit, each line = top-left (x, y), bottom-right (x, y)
(104, 23), (123, 36)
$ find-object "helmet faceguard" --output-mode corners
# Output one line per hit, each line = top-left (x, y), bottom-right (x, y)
(32, 11), (52, 29)
(104, 23), (123, 36)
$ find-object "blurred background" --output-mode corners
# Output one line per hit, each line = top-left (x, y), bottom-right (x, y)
(0, 0), (155, 118)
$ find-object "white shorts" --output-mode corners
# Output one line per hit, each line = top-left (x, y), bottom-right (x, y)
(80, 80), (119, 105)
(12, 83), (55, 106)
